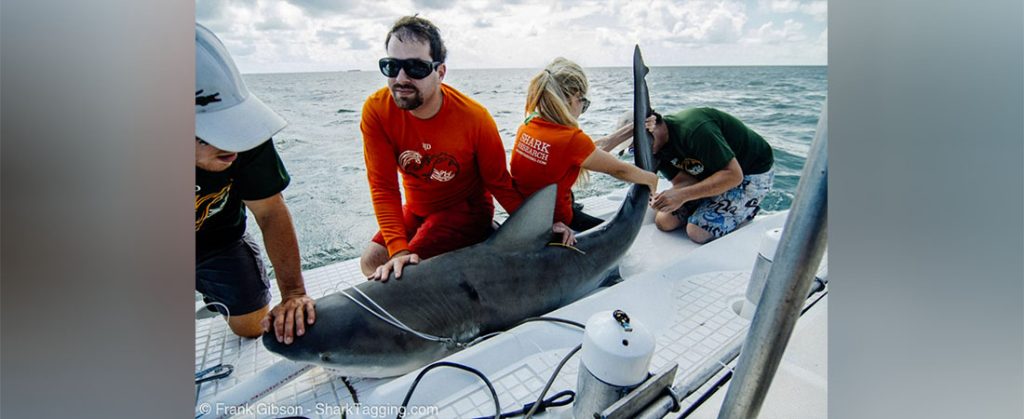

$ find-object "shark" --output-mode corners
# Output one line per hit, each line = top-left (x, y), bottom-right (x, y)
(263, 46), (657, 378)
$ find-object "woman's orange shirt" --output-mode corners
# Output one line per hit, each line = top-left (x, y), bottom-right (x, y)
(510, 116), (596, 225)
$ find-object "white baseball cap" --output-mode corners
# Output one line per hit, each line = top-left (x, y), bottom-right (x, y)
(195, 23), (287, 153)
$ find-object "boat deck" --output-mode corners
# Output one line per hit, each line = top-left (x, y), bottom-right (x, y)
(194, 187), (827, 418)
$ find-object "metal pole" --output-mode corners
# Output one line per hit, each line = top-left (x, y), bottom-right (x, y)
(716, 99), (829, 419)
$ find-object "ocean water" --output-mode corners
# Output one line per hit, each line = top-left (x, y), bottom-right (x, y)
(241, 66), (826, 271)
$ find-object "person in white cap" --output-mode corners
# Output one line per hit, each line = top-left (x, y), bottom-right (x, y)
(195, 23), (314, 344)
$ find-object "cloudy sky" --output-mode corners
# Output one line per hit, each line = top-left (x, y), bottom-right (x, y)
(198, 0), (826, 74)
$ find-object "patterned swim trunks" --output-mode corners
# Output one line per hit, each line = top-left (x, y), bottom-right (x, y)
(674, 170), (774, 239)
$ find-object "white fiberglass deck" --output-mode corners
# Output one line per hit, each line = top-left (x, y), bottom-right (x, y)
(194, 187), (827, 419)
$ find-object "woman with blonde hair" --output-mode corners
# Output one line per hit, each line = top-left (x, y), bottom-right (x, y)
(510, 57), (658, 236)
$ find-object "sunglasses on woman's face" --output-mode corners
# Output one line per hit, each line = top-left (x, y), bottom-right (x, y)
(579, 96), (591, 114)
(378, 58), (442, 80)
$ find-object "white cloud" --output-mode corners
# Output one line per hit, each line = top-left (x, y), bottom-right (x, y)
(751, 19), (808, 44)
(411, 0), (455, 10)
(760, 0), (826, 22)
(765, 0), (799, 13)
(700, 3), (749, 43)
(806, 2), (827, 22)
(195, 0), (826, 73)
(620, 1), (749, 45)
(284, 0), (360, 16)
(253, 2), (306, 31)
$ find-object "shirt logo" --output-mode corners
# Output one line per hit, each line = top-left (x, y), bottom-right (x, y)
(195, 183), (231, 231)
(515, 132), (551, 166)
(672, 157), (705, 176)
(398, 149), (460, 183)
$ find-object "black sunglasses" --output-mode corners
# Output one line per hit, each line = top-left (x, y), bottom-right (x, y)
(378, 58), (441, 80)
(580, 96), (591, 114)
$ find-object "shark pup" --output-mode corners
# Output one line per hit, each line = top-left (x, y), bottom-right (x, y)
(264, 46), (657, 378)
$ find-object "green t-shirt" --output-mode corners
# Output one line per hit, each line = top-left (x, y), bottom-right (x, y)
(195, 139), (290, 256)
(655, 108), (774, 181)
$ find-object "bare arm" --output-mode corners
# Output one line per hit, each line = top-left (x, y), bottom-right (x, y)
(245, 193), (315, 344)
(592, 122), (635, 152)
(650, 158), (744, 213)
(593, 116), (657, 153)
(581, 148), (659, 192)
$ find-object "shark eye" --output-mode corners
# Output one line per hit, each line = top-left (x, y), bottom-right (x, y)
(320, 353), (332, 363)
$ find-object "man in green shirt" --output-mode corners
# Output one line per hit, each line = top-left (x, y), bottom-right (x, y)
(645, 108), (775, 243)
(195, 24), (314, 344)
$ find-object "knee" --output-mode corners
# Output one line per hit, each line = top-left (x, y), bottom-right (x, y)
(227, 306), (268, 338)
(654, 212), (682, 232)
(229, 323), (263, 339)
(360, 244), (388, 277)
(686, 224), (714, 244)
(359, 255), (375, 277)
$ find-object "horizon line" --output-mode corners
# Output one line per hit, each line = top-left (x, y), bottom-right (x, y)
(242, 63), (828, 76)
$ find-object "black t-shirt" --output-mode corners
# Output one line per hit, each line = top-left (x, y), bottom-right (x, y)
(195, 139), (290, 257)
(655, 108), (774, 181)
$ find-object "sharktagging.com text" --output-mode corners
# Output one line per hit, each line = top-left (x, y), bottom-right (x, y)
(316, 402), (440, 417)
(197, 401), (440, 417)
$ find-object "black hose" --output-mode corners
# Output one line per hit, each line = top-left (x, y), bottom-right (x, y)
(515, 316), (586, 330)
(468, 316), (585, 347)
(524, 344), (583, 418)
(396, 361), (500, 419)
(471, 390), (575, 419)
(399, 317), (586, 418)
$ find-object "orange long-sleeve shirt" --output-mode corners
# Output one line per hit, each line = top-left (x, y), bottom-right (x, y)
(510, 116), (596, 225)
(361, 83), (523, 256)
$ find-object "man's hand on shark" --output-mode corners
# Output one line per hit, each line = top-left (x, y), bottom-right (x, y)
(643, 115), (657, 132)
(650, 188), (688, 213)
(370, 251), (421, 282)
(552, 221), (576, 246)
(262, 294), (316, 344)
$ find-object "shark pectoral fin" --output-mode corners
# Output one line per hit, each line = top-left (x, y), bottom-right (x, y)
(488, 184), (557, 251)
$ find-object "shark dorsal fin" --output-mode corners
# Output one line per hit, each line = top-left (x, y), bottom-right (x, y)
(488, 184), (557, 251)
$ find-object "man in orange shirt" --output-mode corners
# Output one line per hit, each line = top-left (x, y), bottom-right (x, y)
(361, 16), (565, 280)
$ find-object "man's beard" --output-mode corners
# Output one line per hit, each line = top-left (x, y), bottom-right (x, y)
(390, 83), (423, 110)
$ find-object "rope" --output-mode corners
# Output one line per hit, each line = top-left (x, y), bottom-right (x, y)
(338, 287), (463, 347)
